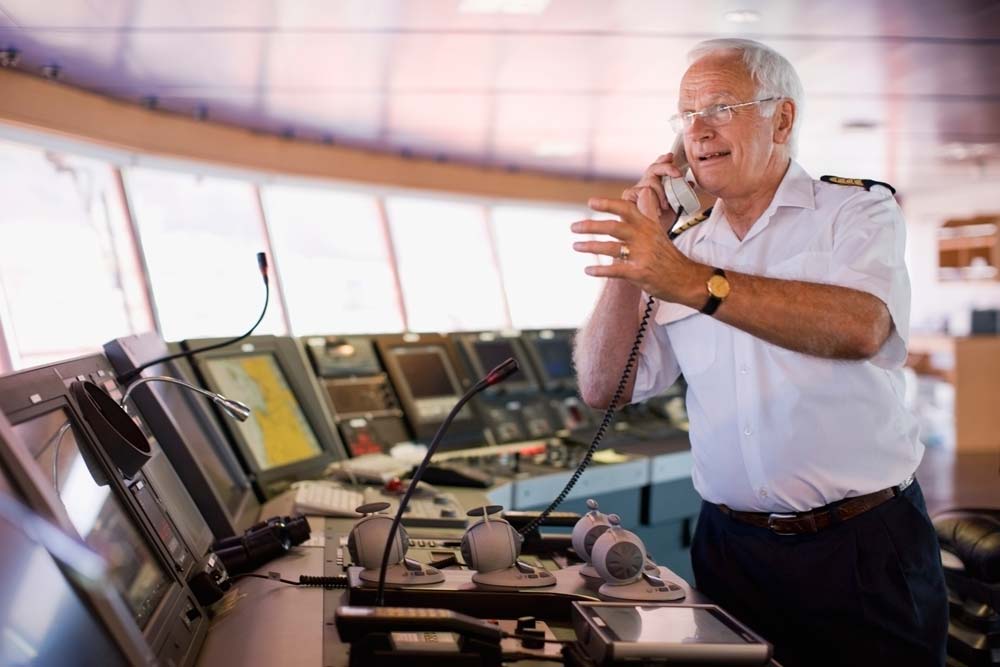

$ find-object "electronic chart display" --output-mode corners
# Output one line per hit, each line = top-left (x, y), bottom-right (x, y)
(201, 354), (324, 471)
(13, 408), (172, 629)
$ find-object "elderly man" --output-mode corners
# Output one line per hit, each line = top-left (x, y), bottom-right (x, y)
(571, 39), (947, 666)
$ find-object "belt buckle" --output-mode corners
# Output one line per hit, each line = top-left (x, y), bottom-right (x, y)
(896, 474), (915, 494)
(767, 513), (798, 536)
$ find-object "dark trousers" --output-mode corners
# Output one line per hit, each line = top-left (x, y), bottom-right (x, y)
(691, 480), (948, 667)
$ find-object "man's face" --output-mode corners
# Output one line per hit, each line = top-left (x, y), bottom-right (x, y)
(677, 54), (780, 198)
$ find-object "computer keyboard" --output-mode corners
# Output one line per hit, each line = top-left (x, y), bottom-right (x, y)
(291, 481), (467, 529)
(292, 483), (365, 518)
(325, 452), (414, 484)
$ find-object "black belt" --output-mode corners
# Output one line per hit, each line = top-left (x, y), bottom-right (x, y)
(716, 475), (915, 536)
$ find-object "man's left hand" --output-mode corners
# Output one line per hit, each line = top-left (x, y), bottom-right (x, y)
(571, 197), (708, 307)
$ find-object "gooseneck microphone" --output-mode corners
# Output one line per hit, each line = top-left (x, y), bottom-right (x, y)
(374, 357), (519, 606)
(116, 252), (271, 385)
(119, 376), (251, 423)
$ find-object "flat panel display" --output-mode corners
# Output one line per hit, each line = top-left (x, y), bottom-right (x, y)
(394, 348), (458, 400)
(324, 381), (390, 416)
(201, 354), (323, 471)
(595, 605), (750, 645)
(472, 339), (523, 382)
(533, 338), (575, 381)
(0, 473), (128, 666)
(12, 408), (171, 629)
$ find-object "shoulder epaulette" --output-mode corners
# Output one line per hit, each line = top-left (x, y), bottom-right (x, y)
(668, 207), (712, 240)
(820, 175), (896, 195)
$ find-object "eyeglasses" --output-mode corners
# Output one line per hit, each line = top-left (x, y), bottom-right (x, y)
(669, 97), (782, 133)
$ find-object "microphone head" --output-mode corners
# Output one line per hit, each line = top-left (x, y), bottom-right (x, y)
(214, 396), (252, 422)
(257, 252), (269, 284)
(484, 357), (519, 387)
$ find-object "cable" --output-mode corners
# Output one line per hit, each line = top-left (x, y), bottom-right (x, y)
(49, 422), (72, 496)
(517, 208), (684, 537)
(116, 252), (270, 385)
(503, 632), (576, 646)
(227, 573), (348, 588)
(506, 654), (565, 664)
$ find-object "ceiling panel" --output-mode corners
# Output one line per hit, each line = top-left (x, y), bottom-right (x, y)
(1, 0), (999, 191)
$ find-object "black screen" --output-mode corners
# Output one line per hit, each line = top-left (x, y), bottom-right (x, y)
(325, 381), (388, 415)
(473, 340), (523, 382)
(12, 408), (172, 629)
(535, 338), (574, 380)
(393, 348), (457, 399)
(139, 360), (249, 517)
(0, 474), (128, 666)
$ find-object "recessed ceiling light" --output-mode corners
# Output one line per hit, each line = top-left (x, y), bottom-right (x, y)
(458, 0), (550, 15)
(724, 9), (761, 24)
(842, 119), (879, 131)
(942, 142), (997, 161)
(534, 141), (583, 158)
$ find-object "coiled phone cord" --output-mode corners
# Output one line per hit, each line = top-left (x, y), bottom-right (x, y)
(517, 207), (683, 537)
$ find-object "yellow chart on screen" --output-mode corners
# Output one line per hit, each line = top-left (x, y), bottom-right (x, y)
(222, 355), (322, 469)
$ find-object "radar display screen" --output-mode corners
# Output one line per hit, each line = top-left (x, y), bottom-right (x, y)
(392, 348), (457, 400)
(534, 338), (574, 381)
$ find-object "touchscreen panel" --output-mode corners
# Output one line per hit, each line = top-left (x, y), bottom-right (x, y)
(595, 605), (749, 645)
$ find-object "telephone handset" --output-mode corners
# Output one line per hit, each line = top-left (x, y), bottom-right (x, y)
(661, 134), (701, 216)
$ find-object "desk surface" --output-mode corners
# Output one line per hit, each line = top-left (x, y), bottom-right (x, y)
(194, 442), (788, 667)
(197, 515), (783, 667)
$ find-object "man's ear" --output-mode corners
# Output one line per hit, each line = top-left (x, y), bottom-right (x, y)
(773, 99), (795, 146)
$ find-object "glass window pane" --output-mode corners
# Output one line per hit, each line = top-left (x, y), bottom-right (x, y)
(124, 167), (286, 341)
(386, 197), (508, 332)
(491, 205), (604, 329)
(0, 140), (153, 369)
(261, 185), (404, 334)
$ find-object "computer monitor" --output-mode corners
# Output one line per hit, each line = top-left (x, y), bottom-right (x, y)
(303, 335), (411, 456)
(455, 332), (542, 395)
(105, 333), (260, 537)
(11, 406), (173, 628)
(0, 360), (207, 666)
(522, 329), (579, 392)
(303, 334), (384, 378)
(374, 333), (485, 450)
(0, 411), (153, 667)
(0, 473), (129, 665)
(181, 336), (346, 497)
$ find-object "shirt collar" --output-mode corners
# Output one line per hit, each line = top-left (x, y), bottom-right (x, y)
(696, 159), (815, 247)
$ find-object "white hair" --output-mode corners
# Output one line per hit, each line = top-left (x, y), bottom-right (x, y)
(687, 38), (804, 156)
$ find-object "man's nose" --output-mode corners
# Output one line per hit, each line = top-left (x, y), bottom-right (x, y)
(688, 114), (715, 142)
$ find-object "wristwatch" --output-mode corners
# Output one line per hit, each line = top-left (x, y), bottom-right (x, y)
(701, 268), (730, 316)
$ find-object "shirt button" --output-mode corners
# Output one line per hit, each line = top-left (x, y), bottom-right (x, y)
(743, 427), (753, 436)
(740, 365), (749, 375)
(759, 489), (768, 498)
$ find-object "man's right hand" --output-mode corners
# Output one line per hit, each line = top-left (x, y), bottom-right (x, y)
(621, 153), (686, 231)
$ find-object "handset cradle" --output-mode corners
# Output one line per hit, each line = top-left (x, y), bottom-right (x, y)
(335, 606), (503, 667)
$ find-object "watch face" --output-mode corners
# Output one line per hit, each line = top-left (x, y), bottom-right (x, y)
(707, 274), (731, 299)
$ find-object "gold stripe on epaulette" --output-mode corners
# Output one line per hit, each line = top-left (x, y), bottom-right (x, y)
(668, 207), (712, 240)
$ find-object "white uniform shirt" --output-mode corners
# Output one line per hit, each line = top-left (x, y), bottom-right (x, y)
(632, 160), (922, 513)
